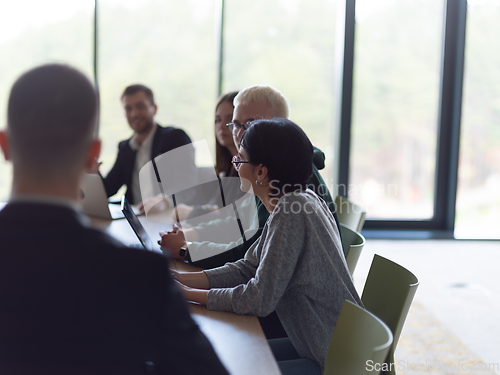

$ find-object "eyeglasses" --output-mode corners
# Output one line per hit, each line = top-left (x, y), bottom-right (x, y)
(231, 155), (251, 171)
(226, 121), (253, 135)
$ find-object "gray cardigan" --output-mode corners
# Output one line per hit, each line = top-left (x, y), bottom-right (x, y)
(204, 189), (362, 370)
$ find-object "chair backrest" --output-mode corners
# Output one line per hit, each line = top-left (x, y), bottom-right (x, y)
(334, 196), (367, 232)
(339, 223), (365, 276)
(324, 301), (393, 375)
(361, 255), (419, 375)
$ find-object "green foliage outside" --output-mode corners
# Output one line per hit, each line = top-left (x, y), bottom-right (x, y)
(350, 0), (442, 219)
(455, 1), (500, 236)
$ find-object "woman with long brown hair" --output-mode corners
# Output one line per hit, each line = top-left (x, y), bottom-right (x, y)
(214, 91), (239, 176)
(174, 91), (241, 221)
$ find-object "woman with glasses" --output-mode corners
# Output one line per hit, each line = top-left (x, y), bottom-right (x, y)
(172, 118), (362, 375)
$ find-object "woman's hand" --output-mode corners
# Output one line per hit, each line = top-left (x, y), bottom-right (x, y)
(170, 270), (210, 290)
(171, 269), (190, 286)
(139, 194), (172, 214)
(173, 203), (194, 221)
(182, 227), (199, 242)
(200, 204), (219, 213)
(173, 278), (191, 299)
(174, 279), (209, 306)
(171, 270), (210, 306)
(170, 269), (181, 282)
(159, 224), (186, 259)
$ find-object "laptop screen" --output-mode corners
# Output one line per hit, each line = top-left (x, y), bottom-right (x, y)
(121, 197), (160, 253)
(80, 173), (124, 220)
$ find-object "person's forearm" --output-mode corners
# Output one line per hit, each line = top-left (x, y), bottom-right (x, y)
(186, 288), (209, 306)
(180, 271), (210, 289)
(189, 228), (263, 268)
(183, 227), (199, 242)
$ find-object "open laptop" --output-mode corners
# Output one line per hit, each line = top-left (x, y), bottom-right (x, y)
(121, 196), (162, 254)
(80, 173), (127, 220)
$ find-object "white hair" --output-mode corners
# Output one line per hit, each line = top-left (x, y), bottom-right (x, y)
(233, 85), (290, 119)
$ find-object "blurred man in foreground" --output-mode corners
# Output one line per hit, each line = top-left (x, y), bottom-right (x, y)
(0, 64), (227, 375)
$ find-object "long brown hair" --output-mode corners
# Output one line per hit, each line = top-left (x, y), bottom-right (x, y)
(215, 91), (239, 175)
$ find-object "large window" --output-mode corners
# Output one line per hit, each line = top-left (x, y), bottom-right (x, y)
(349, 0), (444, 220)
(0, 0), (498, 239)
(0, 1), (94, 200)
(223, 0), (337, 184)
(98, 0), (216, 174)
(455, 0), (500, 239)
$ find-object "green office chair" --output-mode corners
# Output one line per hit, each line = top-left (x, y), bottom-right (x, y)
(334, 196), (367, 232)
(339, 223), (365, 276)
(324, 300), (393, 375)
(361, 255), (419, 375)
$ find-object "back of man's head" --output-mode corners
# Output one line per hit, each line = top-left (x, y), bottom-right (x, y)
(234, 85), (290, 119)
(7, 64), (97, 176)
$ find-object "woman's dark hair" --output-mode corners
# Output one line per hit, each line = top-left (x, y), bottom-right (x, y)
(241, 118), (313, 196)
(215, 91), (239, 175)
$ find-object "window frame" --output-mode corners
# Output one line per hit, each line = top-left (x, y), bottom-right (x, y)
(90, 0), (469, 237)
(334, 0), (467, 236)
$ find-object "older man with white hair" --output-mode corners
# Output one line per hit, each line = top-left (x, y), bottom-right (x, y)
(228, 84), (290, 148)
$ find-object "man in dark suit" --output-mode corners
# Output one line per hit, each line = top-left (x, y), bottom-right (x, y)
(0, 64), (228, 375)
(99, 84), (194, 204)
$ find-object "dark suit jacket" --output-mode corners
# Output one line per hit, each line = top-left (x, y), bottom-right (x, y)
(0, 202), (228, 375)
(103, 124), (192, 204)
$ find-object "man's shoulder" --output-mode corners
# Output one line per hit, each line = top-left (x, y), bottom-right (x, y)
(79, 224), (169, 268)
(153, 124), (192, 155)
(0, 202), (167, 267)
(155, 124), (189, 137)
(114, 137), (133, 157)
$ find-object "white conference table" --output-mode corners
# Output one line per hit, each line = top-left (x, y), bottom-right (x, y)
(90, 211), (282, 375)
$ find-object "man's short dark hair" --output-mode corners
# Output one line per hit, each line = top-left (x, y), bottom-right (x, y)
(121, 84), (155, 104)
(241, 118), (313, 196)
(7, 64), (97, 172)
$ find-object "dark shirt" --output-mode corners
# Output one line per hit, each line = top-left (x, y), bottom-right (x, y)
(0, 201), (228, 375)
(102, 124), (193, 204)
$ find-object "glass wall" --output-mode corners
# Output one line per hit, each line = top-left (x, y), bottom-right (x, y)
(0, 0), (94, 200)
(223, 0), (337, 184)
(349, 0), (444, 219)
(455, 0), (500, 239)
(98, 0), (216, 175)
(0, 0), (498, 238)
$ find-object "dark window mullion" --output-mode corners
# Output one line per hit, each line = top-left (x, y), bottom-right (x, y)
(335, 0), (356, 197)
(339, 0), (467, 233)
(93, 0), (100, 136)
(433, 0), (467, 231)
